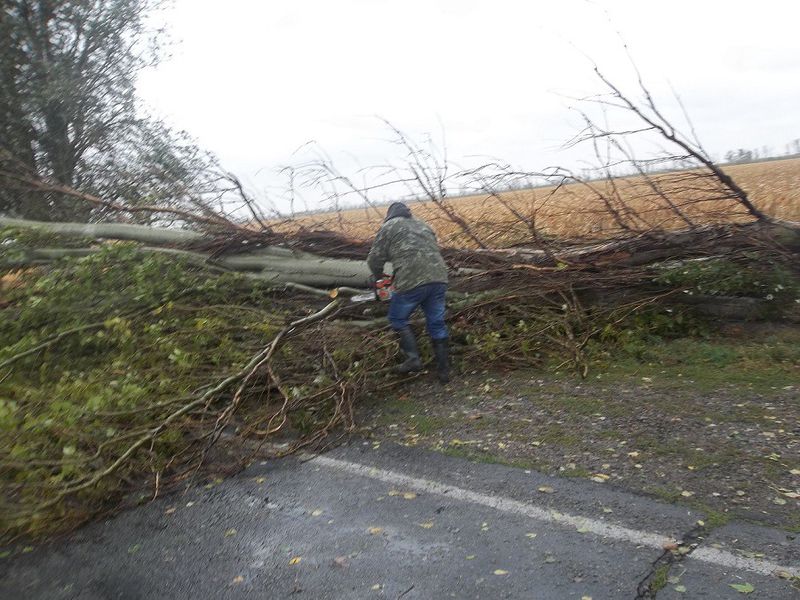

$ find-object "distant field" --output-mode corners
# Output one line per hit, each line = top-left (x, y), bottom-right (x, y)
(289, 158), (800, 247)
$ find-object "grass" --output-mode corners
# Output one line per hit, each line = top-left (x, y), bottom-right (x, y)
(697, 507), (732, 530)
(650, 564), (671, 593)
(587, 331), (800, 394)
(560, 466), (592, 478)
(647, 486), (683, 504)
(409, 414), (450, 436)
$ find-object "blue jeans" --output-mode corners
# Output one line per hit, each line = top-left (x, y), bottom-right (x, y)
(388, 282), (448, 340)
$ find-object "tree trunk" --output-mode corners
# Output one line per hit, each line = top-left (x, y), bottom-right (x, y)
(1, 217), (373, 287)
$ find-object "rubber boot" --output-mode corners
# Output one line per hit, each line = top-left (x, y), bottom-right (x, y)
(431, 338), (450, 384)
(395, 327), (422, 374)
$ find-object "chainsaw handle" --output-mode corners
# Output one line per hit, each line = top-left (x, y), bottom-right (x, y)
(366, 273), (392, 289)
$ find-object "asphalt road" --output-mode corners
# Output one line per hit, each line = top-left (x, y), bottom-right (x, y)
(2, 442), (798, 599)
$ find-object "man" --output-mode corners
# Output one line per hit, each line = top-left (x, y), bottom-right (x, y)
(366, 202), (450, 383)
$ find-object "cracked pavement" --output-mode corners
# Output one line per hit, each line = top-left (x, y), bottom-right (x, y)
(2, 442), (798, 599)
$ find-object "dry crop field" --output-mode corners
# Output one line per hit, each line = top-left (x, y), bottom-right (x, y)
(290, 158), (800, 247)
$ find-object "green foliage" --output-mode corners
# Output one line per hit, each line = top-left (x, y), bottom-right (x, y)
(654, 256), (800, 303)
(457, 299), (708, 373)
(0, 230), (395, 539)
(0, 241), (287, 536)
(456, 308), (551, 367)
(592, 306), (708, 361)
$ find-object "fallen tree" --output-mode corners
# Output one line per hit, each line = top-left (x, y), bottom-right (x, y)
(2, 66), (799, 543)
(0, 217), (373, 287)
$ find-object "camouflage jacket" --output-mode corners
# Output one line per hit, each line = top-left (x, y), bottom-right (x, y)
(366, 216), (448, 293)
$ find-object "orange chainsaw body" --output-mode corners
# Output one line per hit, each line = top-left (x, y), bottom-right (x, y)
(375, 275), (395, 301)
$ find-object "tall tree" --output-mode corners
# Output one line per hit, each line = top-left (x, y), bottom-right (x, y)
(0, 0), (225, 222)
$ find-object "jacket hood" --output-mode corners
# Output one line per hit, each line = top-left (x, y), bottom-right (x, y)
(384, 202), (412, 222)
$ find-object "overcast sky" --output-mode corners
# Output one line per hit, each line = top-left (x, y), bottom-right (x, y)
(137, 0), (800, 211)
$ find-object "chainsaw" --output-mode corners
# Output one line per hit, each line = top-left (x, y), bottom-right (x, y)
(349, 274), (395, 303)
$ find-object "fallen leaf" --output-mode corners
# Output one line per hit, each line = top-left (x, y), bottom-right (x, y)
(164, 507), (176, 515)
(729, 582), (754, 594)
(493, 569), (509, 575)
(590, 474), (609, 483)
(0, 551), (10, 559)
(224, 528), (237, 537)
(662, 542), (679, 551)
(127, 544), (141, 555)
(538, 486), (555, 493)
(22, 546), (34, 554)
(680, 490), (694, 498)
(232, 576), (244, 584)
(525, 532), (537, 539)
(602, 507), (613, 514)
(667, 576), (681, 585)
(371, 584), (381, 590)
(418, 521), (434, 529)
(790, 469), (800, 476)
(581, 596), (593, 600)
(544, 555), (557, 563)
(576, 526), (590, 534)
(772, 497), (787, 505)
(311, 509), (323, 517)
(368, 527), (383, 535)
(466, 555), (476, 560)
(289, 557), (302, 565)
(254, 477), (266, 484)
(674, 584), (687, 593)
(388, 490), (417, 500)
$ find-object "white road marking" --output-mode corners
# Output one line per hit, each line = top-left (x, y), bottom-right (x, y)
(309, 454), (800, 579)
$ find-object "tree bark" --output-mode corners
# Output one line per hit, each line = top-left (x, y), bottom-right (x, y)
(0, 216), (206, 245)
(1, 217), (374, 287)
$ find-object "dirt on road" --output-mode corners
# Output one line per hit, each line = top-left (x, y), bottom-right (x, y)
(357, 330), (800, 532)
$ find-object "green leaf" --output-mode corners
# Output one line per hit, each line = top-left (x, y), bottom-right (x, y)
(729, 583), (754, 594)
